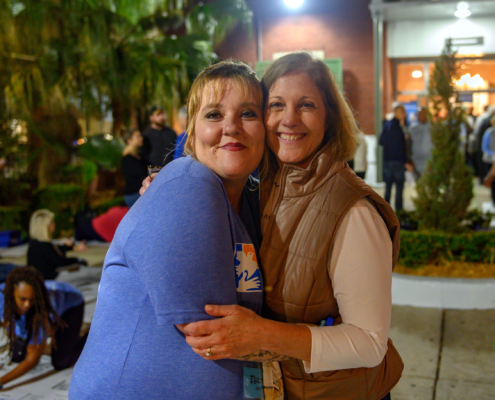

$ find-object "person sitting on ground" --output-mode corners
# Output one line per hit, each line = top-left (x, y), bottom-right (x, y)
(74, 206), (129, 243)
(121, 128), (148, 208)
(27, 210), (87, 281)
(0, 267), (87, 389)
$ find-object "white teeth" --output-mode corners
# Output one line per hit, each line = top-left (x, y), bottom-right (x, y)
(280, 133), (304, 141)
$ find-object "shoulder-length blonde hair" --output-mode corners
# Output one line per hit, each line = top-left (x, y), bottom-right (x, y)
(261, 52), (358, 163)
(183, 59), (269, 178)
(29, 209), (54, 242)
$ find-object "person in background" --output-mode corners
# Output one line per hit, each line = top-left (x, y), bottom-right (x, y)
(353, 124), (368, 180)
(140, 106), (177, 167)
(409, 107), (433, 177)
(474, 105), (495, 182)
(121, 128), (148, 208)
(466, 105), (476, 129)
(380, 104), (409, 211)
(0, 267), (87, 389)
(481, 115), (495, 202)
(27, 210), (87, 280)
(173, 105), (188, 160)
(74, 206), (129, 243)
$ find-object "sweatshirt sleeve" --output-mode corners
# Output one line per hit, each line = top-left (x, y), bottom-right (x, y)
(124, 174), (238, 326)
(302, 198), (392, 373)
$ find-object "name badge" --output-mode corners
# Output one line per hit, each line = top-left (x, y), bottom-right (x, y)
(243, 365), (264, 399)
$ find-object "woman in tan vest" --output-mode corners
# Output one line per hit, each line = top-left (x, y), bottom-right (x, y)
(176, 52), (404, 400)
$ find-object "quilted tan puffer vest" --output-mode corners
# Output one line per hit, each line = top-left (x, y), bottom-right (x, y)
(259, 143), (404, 400)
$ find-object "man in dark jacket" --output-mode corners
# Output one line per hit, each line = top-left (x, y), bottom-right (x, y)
(380, 105), (409, 212)
(140, 106), (177, 167)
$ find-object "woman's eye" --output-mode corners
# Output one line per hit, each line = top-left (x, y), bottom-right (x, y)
(242, 110), (257, 118)
(269, 102), (284, 109)
(301, 102), (315, 109)
(206, 111), (222, 119)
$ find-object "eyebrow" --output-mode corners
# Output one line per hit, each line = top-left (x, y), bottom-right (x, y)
(201, 102), (261, 110)
(268, 96), (318, 101)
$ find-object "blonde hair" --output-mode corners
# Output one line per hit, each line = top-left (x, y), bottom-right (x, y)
(261, 52), (358, 164)
(29, 209), (54, 242)
(183, 59), (269, 179)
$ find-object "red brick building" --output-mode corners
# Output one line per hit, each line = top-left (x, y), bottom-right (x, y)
(216, 0), (376, 135)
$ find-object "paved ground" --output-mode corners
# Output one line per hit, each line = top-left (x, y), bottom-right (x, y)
(390, 306), (495, 399)
(381, 179), (495, 399)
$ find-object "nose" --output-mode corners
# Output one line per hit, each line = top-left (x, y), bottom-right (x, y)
(281, 105), (300, 129)
(223, 115), (241, 136)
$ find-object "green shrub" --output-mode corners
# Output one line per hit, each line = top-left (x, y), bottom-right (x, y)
(78, 135), (124, 171)
(62, 160), (98, 185)
(0, 206), (29, 232)
(31, 184), (85, 237)
(400, 230), (495, 267)
(93, 196), (126, 215)
(413, 43), (474, 233)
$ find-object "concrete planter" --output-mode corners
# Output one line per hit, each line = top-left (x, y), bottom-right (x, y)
(392, 273), (495, 309)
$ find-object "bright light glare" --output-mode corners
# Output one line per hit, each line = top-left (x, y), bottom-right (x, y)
(455, 9), (471, 18)
(284, 0), (304, 8)
(455, 2), (471, 18)
(412, 70), (423, 78)
(455, 73), (487, 90)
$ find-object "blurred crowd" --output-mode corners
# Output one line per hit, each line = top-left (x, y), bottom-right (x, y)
(379, 103), (495, 211)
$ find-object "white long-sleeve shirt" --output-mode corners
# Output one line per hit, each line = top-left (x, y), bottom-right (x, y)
(303, 198), (393, 373)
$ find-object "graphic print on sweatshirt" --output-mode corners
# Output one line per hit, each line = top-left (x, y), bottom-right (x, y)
(234, 244), (262, 292)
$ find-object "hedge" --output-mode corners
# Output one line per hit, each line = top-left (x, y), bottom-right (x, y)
(399, 230), (495, 267)
(32, 184), (86, 236)
(0, 206), (29, 232)
(93, 196), (126, 215)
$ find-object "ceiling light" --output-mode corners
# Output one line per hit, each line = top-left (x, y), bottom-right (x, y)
(284, 0), (304, 8)
(455, 2), (471, 18)
(412, 70), (423, 78)
(455, 9), (471, 18)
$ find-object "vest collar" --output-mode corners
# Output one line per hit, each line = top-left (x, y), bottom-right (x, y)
(277, 141), (346, 198)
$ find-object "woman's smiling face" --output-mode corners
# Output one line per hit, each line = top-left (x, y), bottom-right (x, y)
(194, 79), (265, 186)
(265, 71), (326, 169)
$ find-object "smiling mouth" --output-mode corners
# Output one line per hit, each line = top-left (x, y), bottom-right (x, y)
(279, 133), (306, 141)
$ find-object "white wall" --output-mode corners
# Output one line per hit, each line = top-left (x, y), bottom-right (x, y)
(387, 17), (495, 57)
(364, 134), (382, 186)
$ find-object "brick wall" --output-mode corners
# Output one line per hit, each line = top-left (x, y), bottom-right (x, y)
(216, 0), (377, 135)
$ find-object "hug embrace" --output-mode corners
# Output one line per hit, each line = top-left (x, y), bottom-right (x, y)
(69, 52), (404, 400)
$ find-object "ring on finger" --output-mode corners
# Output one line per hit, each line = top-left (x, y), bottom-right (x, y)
(205, 347), (213, 357)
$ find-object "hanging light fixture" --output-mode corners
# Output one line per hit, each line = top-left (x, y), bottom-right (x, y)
(412, 70), (423, 78)
(284, 0), (304, 8)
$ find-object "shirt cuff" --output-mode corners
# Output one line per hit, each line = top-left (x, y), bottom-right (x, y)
(302, 326), (323, 374)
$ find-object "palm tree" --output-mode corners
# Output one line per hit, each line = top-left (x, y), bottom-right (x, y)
(0, 0), (252, 187)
